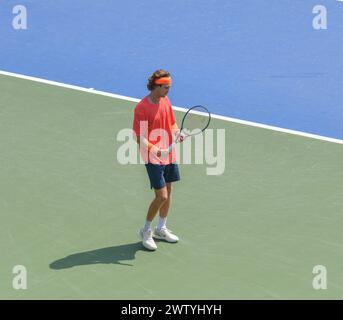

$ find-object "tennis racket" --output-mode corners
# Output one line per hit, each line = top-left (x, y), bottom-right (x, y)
(167, 105), (211, 153)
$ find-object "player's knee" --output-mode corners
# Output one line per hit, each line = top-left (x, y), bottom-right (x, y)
(156, 194), (168, 203)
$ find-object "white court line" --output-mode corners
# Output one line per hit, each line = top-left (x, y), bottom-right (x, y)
(1, 69), (342, 145)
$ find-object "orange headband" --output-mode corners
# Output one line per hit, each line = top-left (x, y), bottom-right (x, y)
(155, 77), (172, 85)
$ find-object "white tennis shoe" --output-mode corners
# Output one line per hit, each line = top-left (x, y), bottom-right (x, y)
(153, 227), (179, 243)
(139, 228), (157, 251)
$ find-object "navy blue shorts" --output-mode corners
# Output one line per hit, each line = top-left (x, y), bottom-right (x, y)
(145, 163), (180, 190)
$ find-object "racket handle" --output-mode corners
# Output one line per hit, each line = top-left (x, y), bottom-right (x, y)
(168, 141), (177, 153)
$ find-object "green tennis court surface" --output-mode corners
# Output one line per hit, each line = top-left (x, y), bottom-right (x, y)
(1, 74), (342, 299)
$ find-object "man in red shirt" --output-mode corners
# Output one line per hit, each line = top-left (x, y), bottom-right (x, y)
(133, 70), (182, 251)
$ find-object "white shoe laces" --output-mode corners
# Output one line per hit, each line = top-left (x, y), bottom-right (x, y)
(159, 228), (172, 234)
(143, 229), (153, 241)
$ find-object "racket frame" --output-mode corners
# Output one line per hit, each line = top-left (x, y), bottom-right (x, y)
(167, 105), (211, 153)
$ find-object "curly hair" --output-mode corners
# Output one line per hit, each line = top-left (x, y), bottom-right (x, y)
(147, 69), (171, 91)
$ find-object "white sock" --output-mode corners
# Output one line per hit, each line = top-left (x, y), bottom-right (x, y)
(143, 220), (152, 232)
(157, 217), (167, 231)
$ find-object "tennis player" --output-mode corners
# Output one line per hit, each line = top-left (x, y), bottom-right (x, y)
(133, 69), (183, 251)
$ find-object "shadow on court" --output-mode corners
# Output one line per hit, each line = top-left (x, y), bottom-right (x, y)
(49, 242), (147, 269)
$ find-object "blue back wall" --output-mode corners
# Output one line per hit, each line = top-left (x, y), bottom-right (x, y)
(1, 0), (342, 139)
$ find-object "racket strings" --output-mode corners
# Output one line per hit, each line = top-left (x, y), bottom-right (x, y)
(182, 106), (210, 135)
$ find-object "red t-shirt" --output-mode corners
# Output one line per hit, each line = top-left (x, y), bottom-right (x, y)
(133, 96), (177, 164)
